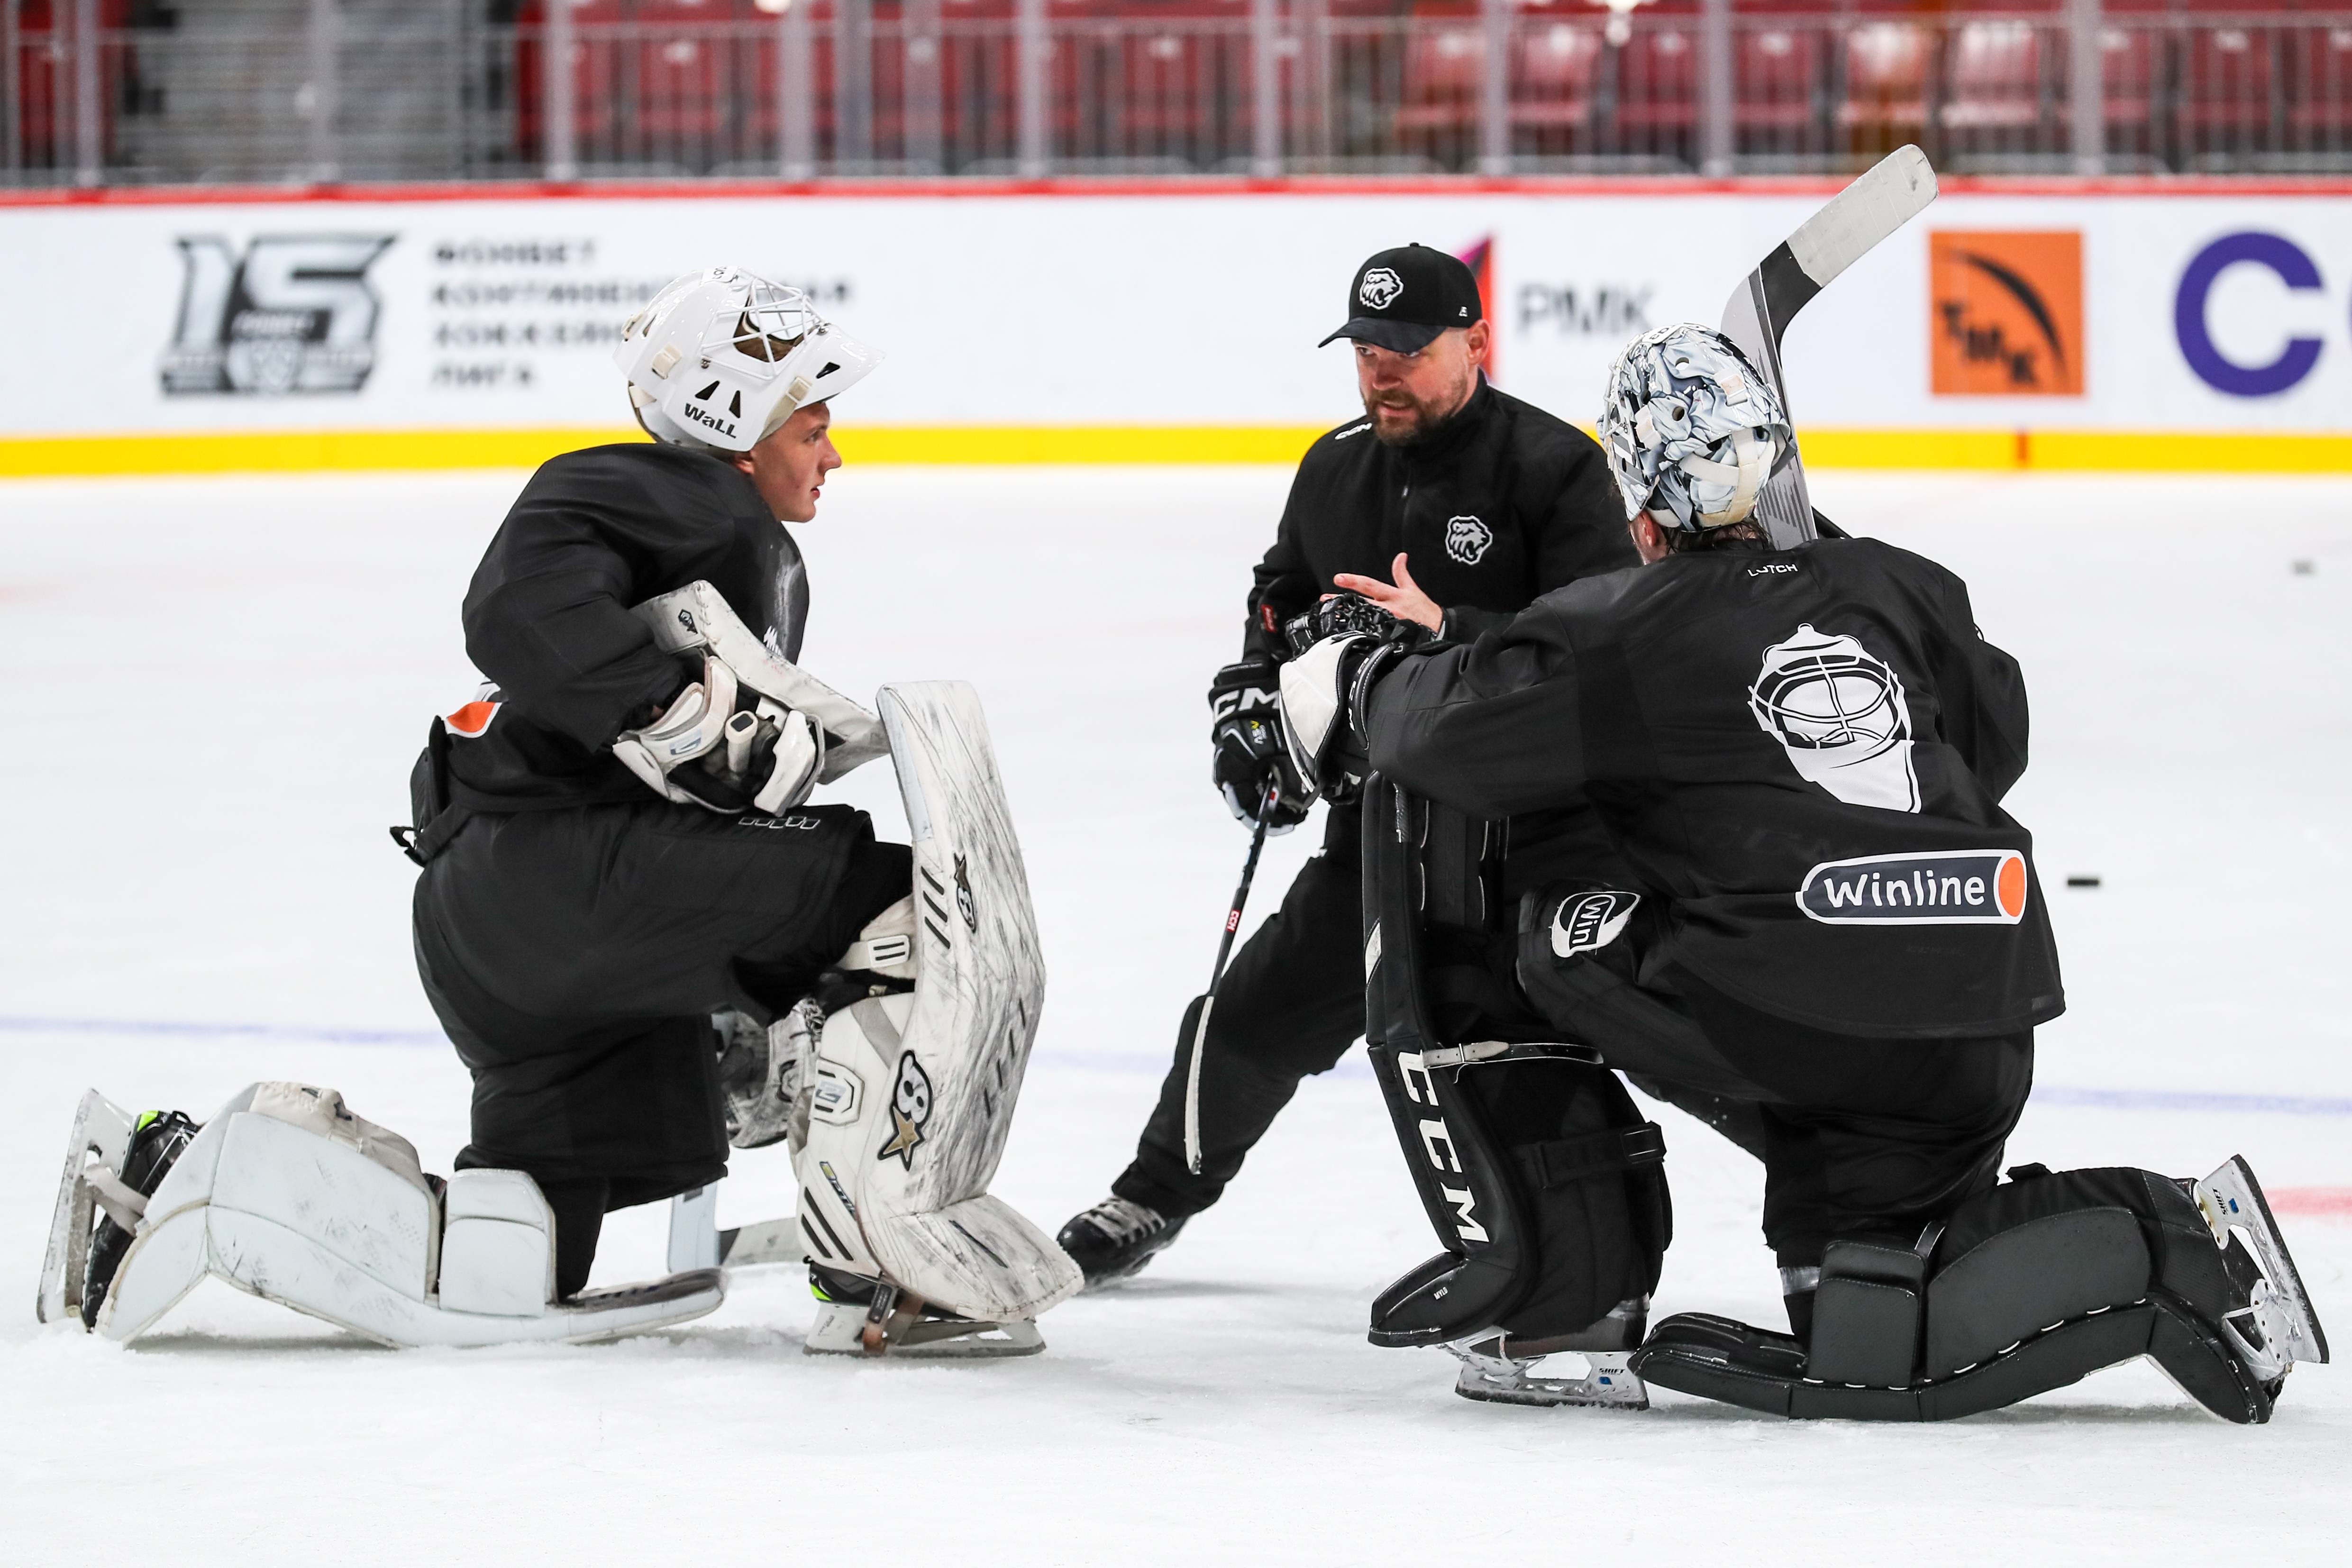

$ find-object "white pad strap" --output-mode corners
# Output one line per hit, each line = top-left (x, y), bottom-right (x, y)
(838, 894), (918, 979)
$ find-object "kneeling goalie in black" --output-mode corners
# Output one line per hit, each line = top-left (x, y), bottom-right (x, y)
(1276, 322), (2328, 1420)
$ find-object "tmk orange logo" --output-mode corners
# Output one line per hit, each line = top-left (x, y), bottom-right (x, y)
(1929, 231), (2083, 397)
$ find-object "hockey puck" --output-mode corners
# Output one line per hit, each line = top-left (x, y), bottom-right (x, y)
(2065, 875), (2101, 889)
(2292, 559), (2316, 575)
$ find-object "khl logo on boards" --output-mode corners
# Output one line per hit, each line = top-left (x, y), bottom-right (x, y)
(162, 235), (397, 395)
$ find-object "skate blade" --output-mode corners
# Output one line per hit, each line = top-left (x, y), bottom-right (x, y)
(1451, 1351), (1650, 1411)
(2196, 1157), (2331, 1365)
(802, 1302), (1045, 1359)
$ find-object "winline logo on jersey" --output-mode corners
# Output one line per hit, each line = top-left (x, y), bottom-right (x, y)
(1796, 849), (2028, 926)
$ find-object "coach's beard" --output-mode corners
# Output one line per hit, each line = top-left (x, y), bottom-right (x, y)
(1364, 371), (1478, 447)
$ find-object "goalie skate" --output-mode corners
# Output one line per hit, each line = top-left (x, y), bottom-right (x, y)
(1448, 1342), (1650, 1410)
(2193, 1155), (2331, 1380)
(36, 1089), (139, 1326)
(802, 1266), (1045, 1358)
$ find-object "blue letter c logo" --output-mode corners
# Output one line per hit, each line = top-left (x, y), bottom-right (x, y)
(2175, 232), (2325, 397)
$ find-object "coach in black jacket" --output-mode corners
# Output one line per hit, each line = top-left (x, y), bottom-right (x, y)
(1054, 244), (1637, 1284)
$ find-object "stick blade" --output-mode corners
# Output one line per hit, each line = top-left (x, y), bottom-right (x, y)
(1721, 145), (1940, 364)
(1717, 146), (1939, 551)
(1786, 144), (1938, 292)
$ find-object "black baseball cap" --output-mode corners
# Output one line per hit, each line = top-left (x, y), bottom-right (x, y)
(1320, 243), (1484, 353)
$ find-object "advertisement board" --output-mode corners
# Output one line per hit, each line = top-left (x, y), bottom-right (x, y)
(2, 182), (2349, 473)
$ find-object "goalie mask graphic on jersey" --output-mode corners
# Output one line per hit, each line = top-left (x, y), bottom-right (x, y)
(1749, 624), (1920, 812)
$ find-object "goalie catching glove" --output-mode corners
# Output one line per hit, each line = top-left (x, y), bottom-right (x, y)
(613, 654), (823, 815)
(1276, 593), (1429, 800)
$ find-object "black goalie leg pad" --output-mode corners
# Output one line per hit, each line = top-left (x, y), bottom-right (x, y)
(1632, 1166), (2276, 1423)
(1362, 782), (1671, 1349)
(1366, 1049), (1672, 1349)
(1367, 1041), (1535, 1346)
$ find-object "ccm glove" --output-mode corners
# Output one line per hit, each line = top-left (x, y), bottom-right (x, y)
(612, 654), (824, 815)
(1207, 658), (1313, 832)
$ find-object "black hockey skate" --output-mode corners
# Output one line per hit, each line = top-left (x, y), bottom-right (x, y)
(803, 1264), (1046, 1358)
(1056, 1197), (1188, 1290)
(80, 1110), (200, 1329)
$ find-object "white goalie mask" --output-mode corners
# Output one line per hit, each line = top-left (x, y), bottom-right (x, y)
(615, 266), (883, 453)
(1599, 323), (1792, 532)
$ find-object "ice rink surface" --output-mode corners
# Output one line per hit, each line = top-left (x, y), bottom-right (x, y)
(1, 462), (2346, 1564)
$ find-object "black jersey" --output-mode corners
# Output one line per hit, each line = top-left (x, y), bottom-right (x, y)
(445, 442), (806, 812)
(1363, 535), (2063, 1039)
(1240, 378), (1634, 659)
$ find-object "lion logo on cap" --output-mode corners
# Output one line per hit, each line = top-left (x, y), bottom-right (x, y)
(1359, 268), (1404, 311)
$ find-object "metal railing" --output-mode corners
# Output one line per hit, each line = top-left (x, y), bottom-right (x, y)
(10, 1), (2352, 186)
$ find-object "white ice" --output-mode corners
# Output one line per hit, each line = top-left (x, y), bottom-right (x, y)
(0, 465), (2345, 1564)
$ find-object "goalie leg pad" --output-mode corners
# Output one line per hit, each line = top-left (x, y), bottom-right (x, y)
(1632, 1164), (2288, 1424)
(787, 681), (1081, 1328)
(1362, 779), (1670, 1354)
(46, 1083), (724, 1348)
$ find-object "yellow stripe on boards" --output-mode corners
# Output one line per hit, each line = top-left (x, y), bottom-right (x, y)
(0, 428), (651, 478)
(0, 426), (2349, 478)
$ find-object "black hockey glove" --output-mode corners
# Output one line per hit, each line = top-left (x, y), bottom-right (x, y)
(1207, 659), (1313, 833)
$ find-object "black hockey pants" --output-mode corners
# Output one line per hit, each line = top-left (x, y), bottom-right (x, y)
(1112, 803), (1367, 1219)
(1517, 901), (2033, 1275)
(413, 798), (909, 1295)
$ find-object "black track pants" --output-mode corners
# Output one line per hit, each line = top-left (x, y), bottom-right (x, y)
(1519, 920), (2033, 1271)
(1112, 804), (1367, 1219)
(414, 799), (909, 1295)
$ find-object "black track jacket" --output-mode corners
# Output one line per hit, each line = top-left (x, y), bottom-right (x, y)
(1364, 537), (2065, 1039)
(444, 442), (806, 812)
(1241, 378), (1634, 659)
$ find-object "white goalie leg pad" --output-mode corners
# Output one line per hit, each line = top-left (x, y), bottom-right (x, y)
(635, 580), (889, 782)
(790, 681), (1082, 1323)
(51, 1083), (724, 1348)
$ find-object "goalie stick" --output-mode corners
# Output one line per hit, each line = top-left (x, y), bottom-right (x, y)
(1719, 144), (1939, 550)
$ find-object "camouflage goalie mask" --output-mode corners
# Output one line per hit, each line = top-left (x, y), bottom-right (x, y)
(1599, 323), (1793, 531)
